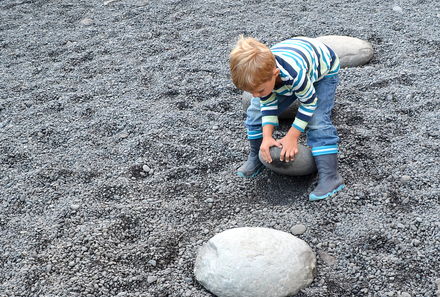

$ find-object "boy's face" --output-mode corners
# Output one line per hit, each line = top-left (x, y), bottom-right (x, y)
(250, 68), (280, 98)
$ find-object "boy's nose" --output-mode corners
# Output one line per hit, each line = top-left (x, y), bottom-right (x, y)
(252, 92), (260, 98)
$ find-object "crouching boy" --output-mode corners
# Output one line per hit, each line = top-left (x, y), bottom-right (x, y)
(230, 36), (345, 201)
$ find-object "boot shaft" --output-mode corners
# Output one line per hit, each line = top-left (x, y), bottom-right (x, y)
(249, 137), (263, 157)
(314, 153), (339, 178)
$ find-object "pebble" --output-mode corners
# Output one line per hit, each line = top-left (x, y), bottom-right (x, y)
(185, 290), (192, 296)
(148, 260), (157, 266)
(392, 6), (403, 13)
(143, 165), (150, 172)
(205, 198), (214, 203)
(70, 204), (80, 211)
(80, 18), (94, 25)
(147, 276), (157, 283)
(400, 175), (411, 184)
(316, 250), (336, 266)
(104, 0), (119, 5)
(290, 224), (307, 235)
(412, 239), (421, 247)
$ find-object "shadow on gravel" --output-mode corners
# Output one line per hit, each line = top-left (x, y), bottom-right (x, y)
(254, 172), (316, 206)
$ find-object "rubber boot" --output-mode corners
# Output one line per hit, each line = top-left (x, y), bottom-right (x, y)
(237, 138), (264, 178)
(309, 154), (345, 201)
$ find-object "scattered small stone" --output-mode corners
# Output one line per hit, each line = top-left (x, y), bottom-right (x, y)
(104, 0), (119, 5)
(412, 239), (421, 247)
(400, 175), (411, 184)
(396, 223), (405, 229)
(316, 250), (336, 266)
(205, 198), (214, 203)
(148, 260), (156, 266)
(70, 204), (80, 211)
(80, 18), (94, 25)
(147, 276), (157, 283)
(290, 224), (307, 235)
(143, 165), (150, 172)
(393, 6), (403, 13)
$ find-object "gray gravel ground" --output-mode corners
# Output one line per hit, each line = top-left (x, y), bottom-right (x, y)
(1, 0), (440, 296)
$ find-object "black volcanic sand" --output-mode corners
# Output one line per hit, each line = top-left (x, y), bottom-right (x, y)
(1, 0), (440, 296)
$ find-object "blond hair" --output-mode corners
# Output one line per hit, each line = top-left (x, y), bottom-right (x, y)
(229, 36), (276, 92)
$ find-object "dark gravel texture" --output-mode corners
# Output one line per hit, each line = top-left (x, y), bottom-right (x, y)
(1, 0), (440, 296)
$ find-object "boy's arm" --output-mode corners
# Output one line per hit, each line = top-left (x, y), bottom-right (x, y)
(278, 127), (301, 162)
(260, 124), (282, 163)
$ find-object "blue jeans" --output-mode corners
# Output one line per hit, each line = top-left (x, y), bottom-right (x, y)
(245, 75), (340, 154)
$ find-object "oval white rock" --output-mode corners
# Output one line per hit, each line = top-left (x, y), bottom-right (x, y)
(194, 227), (317, 297)
(315, 35), (374, 68)
(259, 145), (316, 176)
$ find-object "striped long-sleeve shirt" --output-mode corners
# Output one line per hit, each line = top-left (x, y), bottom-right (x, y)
(260, 37), (340, 132)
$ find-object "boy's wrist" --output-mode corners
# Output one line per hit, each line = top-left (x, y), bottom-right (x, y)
(262, 124), (275, 138)
(287, 126), (301, 140)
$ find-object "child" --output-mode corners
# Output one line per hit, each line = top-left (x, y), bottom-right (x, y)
(229, 36), (345, 201)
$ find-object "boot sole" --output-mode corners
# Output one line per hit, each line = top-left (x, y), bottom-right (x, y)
(309, 184), (345, 201)
(237, 165), (265, 178)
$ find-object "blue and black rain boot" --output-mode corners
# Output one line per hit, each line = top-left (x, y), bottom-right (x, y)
(309, 153), (345, 201)
(237, 138), (264, 178)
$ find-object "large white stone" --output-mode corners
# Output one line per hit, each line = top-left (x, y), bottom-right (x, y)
(194, 227), (316, 297)
(259, 145), (316, 176)
(242, 91), (299, 120)
(315, 35), (374, 68)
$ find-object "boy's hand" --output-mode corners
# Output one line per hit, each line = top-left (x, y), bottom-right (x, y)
(278, 127), (301, 162)
(260, 137), (282, 163)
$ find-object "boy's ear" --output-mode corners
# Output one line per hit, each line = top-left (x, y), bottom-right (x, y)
(273, 68), (280, 76)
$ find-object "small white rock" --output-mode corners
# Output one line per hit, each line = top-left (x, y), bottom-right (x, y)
(393, 6), (403, 13)
(290, 224), (307, 235)
(400, 175), (411, 184)
(80, 18), (94, 25)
